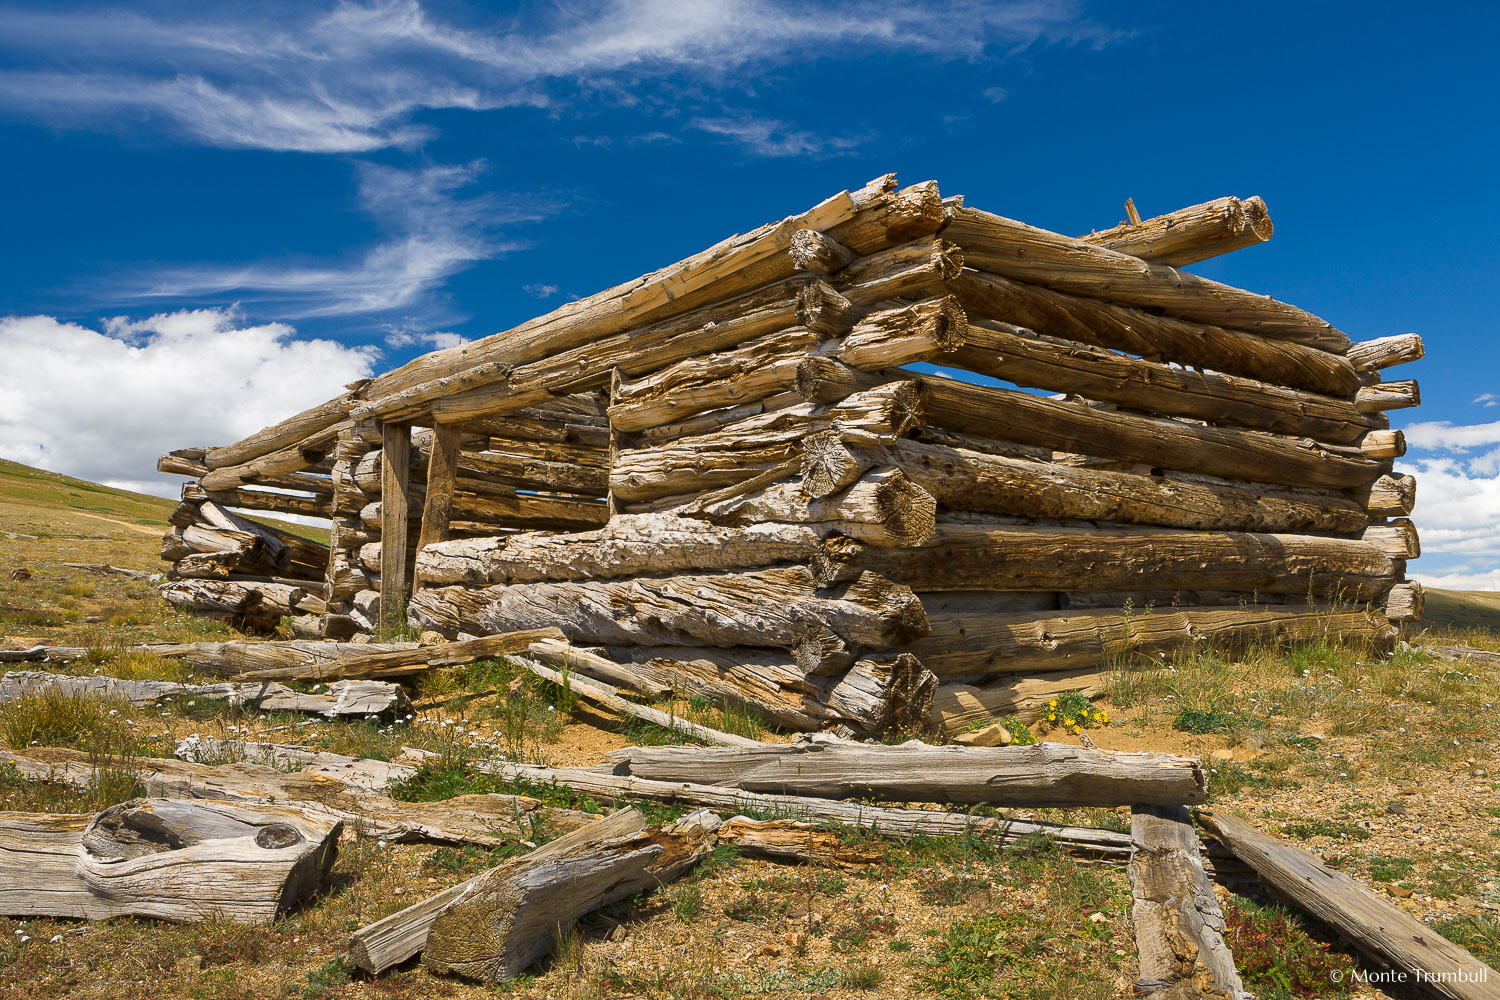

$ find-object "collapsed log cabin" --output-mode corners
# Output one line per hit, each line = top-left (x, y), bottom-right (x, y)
(155, 176), (1423, 736)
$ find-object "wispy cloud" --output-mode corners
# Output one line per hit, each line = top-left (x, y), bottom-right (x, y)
(0, 1), (1118, 154)
(1475, 392), (1498, 408)
(690, 115), (869, 158)
(130, 161), (542, 317)
(523, 283), (559, 299)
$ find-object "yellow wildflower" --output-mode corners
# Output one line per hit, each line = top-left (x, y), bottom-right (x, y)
(1063, 717), (1075, 726)
(1047, 712), (1056, 721)
(1048, 700), (1057, 708)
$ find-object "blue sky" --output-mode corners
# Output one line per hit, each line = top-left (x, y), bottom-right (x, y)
(1, 0), (1497, 587)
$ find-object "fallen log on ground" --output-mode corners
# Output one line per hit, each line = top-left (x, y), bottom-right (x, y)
(608, 735), (1209, 807)
(1199, 810), (1500, 1000)
(715, 816), (884, 867)
(62, 562), (152, 579)
(523, 638), (671, 699)
(190, 739), (1138, 858)
(0, 671), (408, 718)
(1129, 805), (1246, 999)
(421, 807), (720, 983)
(5, 746), (594, 848)
(1418, 644), (1500, 666)
(227, 628), (567, 682)
(505, 654), (760, 747)
(0, 798), (340, 925)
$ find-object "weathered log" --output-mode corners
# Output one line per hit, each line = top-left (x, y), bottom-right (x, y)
(945, 207), (1349, 350)
(443, 568), (928, 654)
(905, 605), (1397, 680)
(946, 319), (1374, 444)
(610, 382), (923, 504)
(0, 671), (409, 718)
(1129, 805), (1247, 999)
(933, 670), (1113, 730)
(1080, 195), (1272, 268)
(1346, 332), (1424, 372)
(822, 652), (936, 734)
(949, 270), (1358, 397)
(608, 326), (820, 433)
(204, 390), (362, 470)
(159, 579), (262, 621)
(507, 654), (758, 747)
(0, 799), (340, 925)
(157, 447), (210, 477)
(524, 638), (671, 700)
(807, 433), (1371, 534)
(1362, 518), (1420, 559)
(1384, 581), (1424, 622)
(1360, 428), (1405, 459)
(692, 468), (936, 547)
(359, 492), (608, 533)
(202, 739), (1139, 864)
(609, 736), (1209, 807)
(789, 227), (857, 274)
(916, 373), (1382, 490)
(1355, 380), (1420, 412)
(417, 423), (463, 554)
(186, 485), (331, 519)
(414, 514), (820, 587)
(379, 422), (412, 634)
(1199, 811), (1500, 1000)
(716, 816), (883, 867)
(794, 355), (892, 405)
(227, 628), (566, 682)
(6, 746), (594, 848)
(1365, 472), (1416, 517)
(815, 523), (1396, 600)
(200, 426), (346, 491)
(1419, 644), (1500, 666)
(836, 296), (968, 369)
(837, 236), (963, 305)
(173, 551), (241, 579)
(420, 808), (720, 983)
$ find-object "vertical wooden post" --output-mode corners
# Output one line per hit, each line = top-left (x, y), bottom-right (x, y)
(379, 422), (411, 636)
(606, 373), (622, 521)
(418, 423), (463, 559)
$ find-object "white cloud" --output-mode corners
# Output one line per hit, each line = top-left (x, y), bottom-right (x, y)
(1475, 393), (1498, 408)
(1411, 567), (1500, 592)
(1403, 419), (1500, 452)
(0, 1), (1116, 154)
(690, 115), (868, 158)
(523, 283), (560, 299)
(982, 86), (1008, 102)
(0, 309), (375, 496)
(383, 326), (468, 350)
(131, 161), (540, 317)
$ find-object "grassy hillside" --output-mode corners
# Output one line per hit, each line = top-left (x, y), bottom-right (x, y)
(1421, 587), (1500, 641)
(0, 459), (322, 647)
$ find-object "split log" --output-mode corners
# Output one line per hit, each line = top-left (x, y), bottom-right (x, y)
(815, 523), (1397, 601)
(444, 568), (929, 654)
(1080, 195), (1272, 268)
(5, 746), (594, 848)
(789, 227), (857, 274)
(906, 605), (1397, 680)
(608, 326), (821, 433)
(610, 382), (923, 504)
(945, 207), (1349, 350)
(413, 808), (719, 983)
(1384, 581), (1424, 622)
(1199, 811), (1500, 1000)
(950, 270), (1359, 397)
(0, 671), (408, 718)
(226, 628), (566, 682)
(1355, 380), (1420, 412)
(173, 551), (241, 579)
(805, 433), (1371, 534)
(915, 373), (1382, 491)
(1365, 473), (1416, 517)
(1346, 332), (1424, 372)
(506, 654), (759, 747)
(0, 798), (340, 925)
(609, 737), (1209, 807)
(1129, 805), (1246, 998)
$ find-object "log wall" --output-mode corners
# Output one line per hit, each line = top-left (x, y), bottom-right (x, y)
(154, 179), (1421, 735)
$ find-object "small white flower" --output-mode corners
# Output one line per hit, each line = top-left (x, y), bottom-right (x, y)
(49, 935), (61, 943)
(187, 700), (195, 706)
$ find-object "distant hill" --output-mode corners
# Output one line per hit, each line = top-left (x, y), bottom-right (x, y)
(1422, 588), (1500, 635)
(0, 459), (327, 545)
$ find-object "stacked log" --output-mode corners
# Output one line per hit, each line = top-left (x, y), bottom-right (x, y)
(154, 177), (1421, 734)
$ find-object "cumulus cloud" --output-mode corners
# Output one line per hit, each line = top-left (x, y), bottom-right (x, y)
(0, 1), (1117, 154)
(131, 161), (541, 317)
(1398, 421), (1500, 590)
(1403, 419), (1500, 452)
(0, 309), (376, 496)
